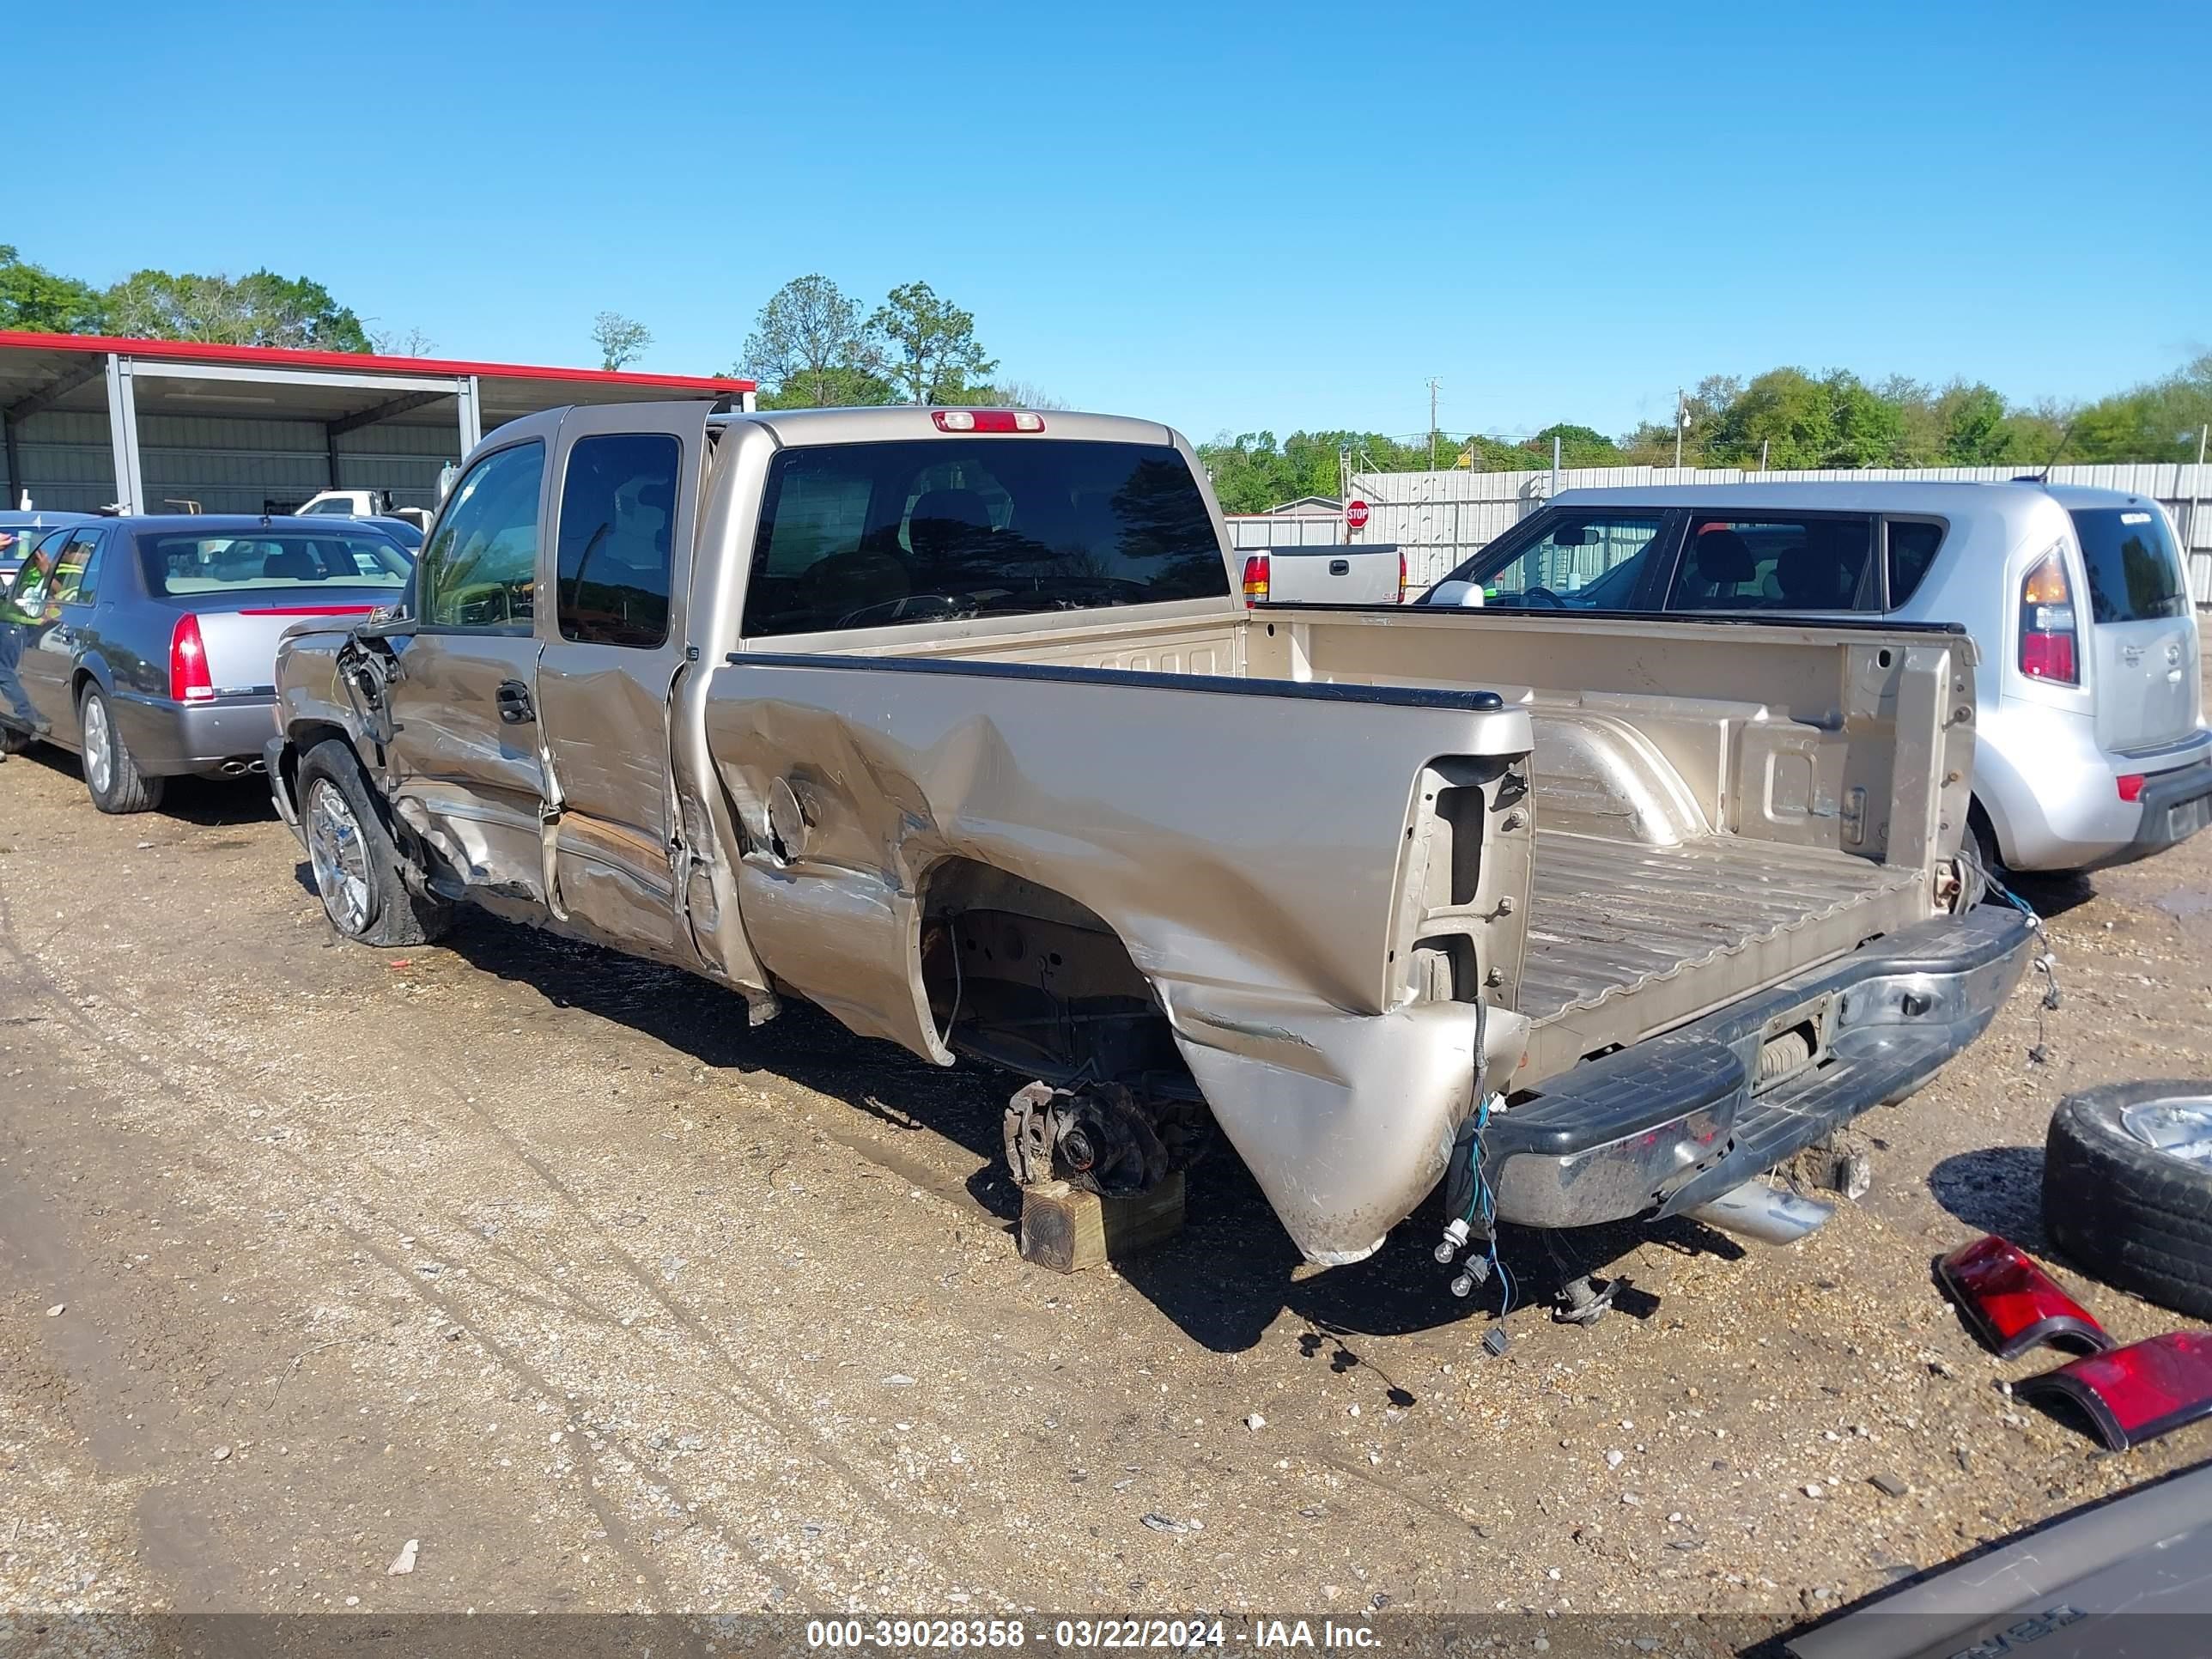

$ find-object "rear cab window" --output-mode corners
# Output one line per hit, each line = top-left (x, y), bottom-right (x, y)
(137, 530), (412, 599)
(741, 439), (1228, 638)
(2069, 507), (2187, 623)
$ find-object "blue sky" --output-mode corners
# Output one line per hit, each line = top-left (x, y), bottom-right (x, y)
(9, 0), (2208, 443)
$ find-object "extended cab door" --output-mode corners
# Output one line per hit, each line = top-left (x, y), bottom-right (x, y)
(382, 431), (553, 905)
(532, 401), (713, 961)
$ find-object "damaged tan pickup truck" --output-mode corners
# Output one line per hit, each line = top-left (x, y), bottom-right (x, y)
(267, 403), (2033, 1267)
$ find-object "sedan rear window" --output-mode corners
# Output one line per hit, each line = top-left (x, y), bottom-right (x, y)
(2069, 507), (2187, 623)
(138, 532), (411, 598)
(743, 439), (1228, 637)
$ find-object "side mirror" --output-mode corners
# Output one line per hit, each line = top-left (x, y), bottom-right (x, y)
(1426, 580), (1485, 608)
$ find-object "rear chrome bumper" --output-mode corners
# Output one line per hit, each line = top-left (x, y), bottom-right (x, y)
(1485, 905), (2036, 1229)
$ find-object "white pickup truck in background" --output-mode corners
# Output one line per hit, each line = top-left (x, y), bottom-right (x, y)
(1237, 542), (1405, 606)
(295, 489), (432, 531)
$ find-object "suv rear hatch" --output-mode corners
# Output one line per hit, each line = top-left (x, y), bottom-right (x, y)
(2069, 504), (2200, 755)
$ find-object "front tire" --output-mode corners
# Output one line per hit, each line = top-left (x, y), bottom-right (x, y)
(297, 738), (452, 946)
(79, 685), (164, 813)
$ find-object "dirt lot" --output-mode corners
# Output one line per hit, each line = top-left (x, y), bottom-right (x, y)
(3, 732), (2208, 1644)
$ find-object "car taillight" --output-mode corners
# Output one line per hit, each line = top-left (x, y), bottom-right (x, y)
(1242, 554), (1270, 607)
(2016, 1330), (2212, 1451)
(2019, 552), (2078, 685)
(931, 410), (1044, 434)
(1397, 549), (1408, 604)
(2118, 774), (2146, 803)
(1935, 1235), (2114, 1360)
(169, 613), (215, 702)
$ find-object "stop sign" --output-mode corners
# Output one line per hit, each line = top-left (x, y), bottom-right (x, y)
(1346, 500), (1370, 531)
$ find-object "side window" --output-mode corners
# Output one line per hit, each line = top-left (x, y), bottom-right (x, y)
(1460, 513), (1670, 609)
(1884, 520), (1945, 609)
(1666, 515), (1875, 611)
(556, 432), (680, 648)
(51, 529), (106, 605)
(418, 442), (545, 632)
(3, 536), (61, 614)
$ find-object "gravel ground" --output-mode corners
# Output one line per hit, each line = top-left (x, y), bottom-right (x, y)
(2, 731), (2207, 1644)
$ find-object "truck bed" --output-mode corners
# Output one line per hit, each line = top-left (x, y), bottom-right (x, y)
(1520, 826), (1923, 1053)
(846, 599), (1973, 1087)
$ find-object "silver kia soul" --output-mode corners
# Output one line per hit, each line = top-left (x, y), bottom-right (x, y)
(1418, 480), (2209, 874)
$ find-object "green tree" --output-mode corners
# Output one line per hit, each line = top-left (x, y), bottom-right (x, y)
(2068, 354), (2212, 462)
(1826, 373), (1908, 466)
(1933, 382), (2014, 464)
(104, 268), (371, 350)
(870, 282), (995, 404)
(1195, 431), (1297, 514)
(737, 275), (882, 406)
(1522, 423), (1622, 466)
(756, 363), (896, 410)
(1706, 368), (1833, 467)
(591, 310), (652, 371)
(0, 244), (106, 333)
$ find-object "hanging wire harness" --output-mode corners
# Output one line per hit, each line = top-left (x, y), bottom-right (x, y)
(1434, 961), (1516, 1323)
(1954, 842), (2063, 1061)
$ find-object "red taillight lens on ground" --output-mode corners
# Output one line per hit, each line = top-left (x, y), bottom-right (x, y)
(1242, 553), (1270, 607)
(2016, 1329), (2212, 1451)
(168, 613), (215, 702)
(930, 410), (1044, 434)
(1935, 1234), (2114, 1360)
(2019, 552), (2080, 686)
(2118, 774), (2146, 803)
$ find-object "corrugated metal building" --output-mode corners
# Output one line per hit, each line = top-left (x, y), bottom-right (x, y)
(0, 331), (756, 516)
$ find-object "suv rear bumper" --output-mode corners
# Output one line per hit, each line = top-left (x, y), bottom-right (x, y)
(1484, 905), (2035, 1229)
(2085, 753), (2212, 870)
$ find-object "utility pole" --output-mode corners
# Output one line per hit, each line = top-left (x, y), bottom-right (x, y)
(1674, 386), (1686, 471)
(1426, 378), (1441, 471)
(2191, 423), (2208, 580)
(1759, 437), (1770, 472)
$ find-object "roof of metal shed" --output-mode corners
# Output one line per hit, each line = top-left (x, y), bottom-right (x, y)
(0, 331), (754, 426)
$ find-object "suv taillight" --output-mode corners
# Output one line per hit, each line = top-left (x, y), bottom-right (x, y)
(2019, 552), (2078, 685)
(169, 613), (214, 702)
(1242, 553), (1270, 607)
(1397, 549), (1408, 604)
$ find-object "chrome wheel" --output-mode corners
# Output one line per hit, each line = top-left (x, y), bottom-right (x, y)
(82, 695), (113, 795)
(305, 778), (373, 935)
(2123, 1097), (2212, 1171)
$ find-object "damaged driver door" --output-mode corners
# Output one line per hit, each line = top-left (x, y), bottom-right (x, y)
(381, 428), (554, 910)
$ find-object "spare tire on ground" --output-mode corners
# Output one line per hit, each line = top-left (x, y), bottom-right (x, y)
(2044, 1080), (2212, 1321)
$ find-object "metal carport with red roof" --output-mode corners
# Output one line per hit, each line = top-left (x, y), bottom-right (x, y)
(0, 331), (755, 515)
